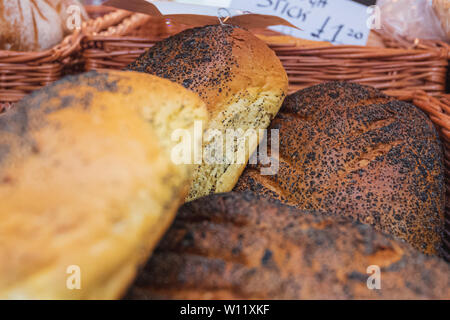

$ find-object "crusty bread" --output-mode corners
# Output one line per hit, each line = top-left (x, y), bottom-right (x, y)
(234, 82), (445, 256)
(128, 24), (288, 201)
(0, 70), (207, 299)
(433, 0), (450, 40)
(0, 0), (87, 51)
(126, 192), (450, 300)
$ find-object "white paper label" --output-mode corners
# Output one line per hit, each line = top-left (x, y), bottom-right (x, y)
(152, 1), (225, 16)
(229, 0), (372, 45)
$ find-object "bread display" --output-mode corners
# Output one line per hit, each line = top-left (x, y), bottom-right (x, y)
(128, 24), (289, 201)
(0, 4), (448, 301)
(0, 70), (207, 299)
(234, 82), (445, 256)
(0, 0), (88, 51)
(126, 192), (450, 300)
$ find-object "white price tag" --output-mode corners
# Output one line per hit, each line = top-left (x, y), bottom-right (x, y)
(229, 0), (372, 45)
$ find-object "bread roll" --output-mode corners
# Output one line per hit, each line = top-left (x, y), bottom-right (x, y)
(234, 82), (445, 256)
(0, 0), (88, 51)
(0, 70), (207, 299)
(128, 24), (288, 201)
(433, 0), (450, 40)
(126, 192), (450, 300)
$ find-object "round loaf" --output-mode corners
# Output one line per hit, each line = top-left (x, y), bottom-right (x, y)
(0, 0), (87, 51)
(0, 70), (207, 299)
(128, 24), (288, 201)
(126, 192), (450, 300)
(234, 82), (445, 256)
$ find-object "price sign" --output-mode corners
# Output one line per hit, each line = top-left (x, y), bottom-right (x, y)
(229, 0), (373, 45)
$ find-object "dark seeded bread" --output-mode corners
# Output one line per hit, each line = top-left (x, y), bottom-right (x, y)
(125, 192), (450, 300)
(0, 71), (207, 299)
(128, 24), (288, 201)
(234, 82), (445, 256)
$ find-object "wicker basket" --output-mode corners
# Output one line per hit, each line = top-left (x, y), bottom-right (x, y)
(372, 29), (450, 58)
(81, 9), (449, 96)
(0, 28), (84, 113)
(372, 29), (450, 94)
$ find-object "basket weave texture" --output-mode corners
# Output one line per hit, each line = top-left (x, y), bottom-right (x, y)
(0, 28), (83, 112)
(82, 7), (187, 72)
(81, 9), (449, 96)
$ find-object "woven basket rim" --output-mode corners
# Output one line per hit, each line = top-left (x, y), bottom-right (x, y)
(0, 28), (83, 64)
(81, 7), (450, 57)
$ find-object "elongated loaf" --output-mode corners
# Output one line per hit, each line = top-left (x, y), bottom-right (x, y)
(234, 82), (445, 256)
(128, 24), (288, 201)
(0, 70), (207, 299)
(126, 193), (450, 300)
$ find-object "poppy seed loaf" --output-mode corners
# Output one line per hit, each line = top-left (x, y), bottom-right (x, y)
(0, 70), (207, 299)
(234, 82), (445, 255)
(126, 193), (450, 300)
(128, 24), (288, 201)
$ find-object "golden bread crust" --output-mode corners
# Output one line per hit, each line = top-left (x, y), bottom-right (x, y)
(128, 25), (288, 201)
(0, 70), (207, 299)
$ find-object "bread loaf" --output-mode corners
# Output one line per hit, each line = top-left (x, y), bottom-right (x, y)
(234, 82), (445, 256)
(126, 192), (450, 300)
(128, 24), (288, 201)
(0, 0), (87, 51)
(0, 70), (207, 299)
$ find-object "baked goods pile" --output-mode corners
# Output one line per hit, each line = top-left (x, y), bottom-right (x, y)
(0, 24), (448, 299)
